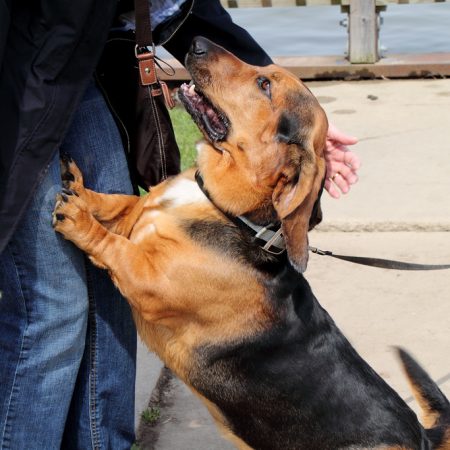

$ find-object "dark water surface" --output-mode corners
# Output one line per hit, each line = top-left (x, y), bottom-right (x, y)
(227, 3), (450, 57)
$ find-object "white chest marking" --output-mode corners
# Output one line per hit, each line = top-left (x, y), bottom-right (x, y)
(159, 178), (207, 207)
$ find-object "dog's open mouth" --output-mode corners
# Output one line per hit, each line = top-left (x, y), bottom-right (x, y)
(179, 82), (229, 142)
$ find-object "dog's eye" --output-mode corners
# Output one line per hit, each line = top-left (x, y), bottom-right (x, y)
(257, 77), (271, 98)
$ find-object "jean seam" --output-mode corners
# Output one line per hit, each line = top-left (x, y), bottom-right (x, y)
(0, 246), (29, 449)
(85, 258), (101, 450)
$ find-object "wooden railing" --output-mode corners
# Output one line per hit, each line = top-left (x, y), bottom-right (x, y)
(219, 0), (448, 64)
(158, 0), (450, 80)
(220, 0), (446, 6)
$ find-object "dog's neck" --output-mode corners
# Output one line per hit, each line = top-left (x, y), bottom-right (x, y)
(194, 170), (286, 257)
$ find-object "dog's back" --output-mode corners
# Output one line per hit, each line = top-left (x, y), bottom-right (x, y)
(187, 265), (431, 450)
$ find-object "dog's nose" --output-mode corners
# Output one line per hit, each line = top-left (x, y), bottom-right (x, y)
(190, 37), (209, 57)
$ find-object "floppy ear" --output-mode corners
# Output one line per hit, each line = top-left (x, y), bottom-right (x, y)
(308, 177), (325, 231)
(273, 156), (325, 273)
(272, 112), (327, 273)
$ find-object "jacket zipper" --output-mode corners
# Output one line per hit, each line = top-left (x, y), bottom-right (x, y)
(158, 0), (194, 47)
(147, 86), (168, 180)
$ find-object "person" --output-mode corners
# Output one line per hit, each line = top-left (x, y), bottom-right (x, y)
(0, 0), (359, 448)
(325, 123), (360, 198)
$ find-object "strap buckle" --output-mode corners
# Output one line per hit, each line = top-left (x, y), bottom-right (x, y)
(135, 45), (158, 86)
(260, 228), (285, 255)
(308, 246), (332, 256)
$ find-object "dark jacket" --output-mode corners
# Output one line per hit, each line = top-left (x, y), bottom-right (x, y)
(0, 0), (271, 254)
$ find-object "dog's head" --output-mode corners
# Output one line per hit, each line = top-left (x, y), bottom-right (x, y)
(179, 37), (327, 272)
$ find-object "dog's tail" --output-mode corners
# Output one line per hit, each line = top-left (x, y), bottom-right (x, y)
(397, 347), (450, 449)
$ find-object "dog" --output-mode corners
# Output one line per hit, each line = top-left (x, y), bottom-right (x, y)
(53, 37), (450, 449)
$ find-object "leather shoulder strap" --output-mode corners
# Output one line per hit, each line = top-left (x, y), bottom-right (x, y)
(134, 0), (153, 49)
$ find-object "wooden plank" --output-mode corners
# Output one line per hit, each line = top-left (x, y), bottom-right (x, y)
(348, 0), (378, 63)
(220, 0), (448, 6)
(158, 53), (450, 81)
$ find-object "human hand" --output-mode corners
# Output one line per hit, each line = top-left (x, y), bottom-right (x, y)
(324, 123), (360, 199)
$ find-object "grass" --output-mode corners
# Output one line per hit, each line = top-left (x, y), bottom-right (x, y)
(169, 106), (202, 171)
(141, 406), (161, 424)
(137, 106), (200, 195)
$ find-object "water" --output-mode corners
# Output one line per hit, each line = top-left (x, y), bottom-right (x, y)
(227, 3), (450, 57)
(159, 2), (450, 58)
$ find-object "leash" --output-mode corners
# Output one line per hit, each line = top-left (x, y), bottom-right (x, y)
(309, 246), (450, 271)
(195, 171), (450, 271)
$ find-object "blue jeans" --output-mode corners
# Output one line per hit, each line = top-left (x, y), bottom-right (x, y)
(0, 81), (137, 449)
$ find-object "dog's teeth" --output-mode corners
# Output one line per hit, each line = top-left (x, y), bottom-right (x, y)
(188, 84), (196, 95)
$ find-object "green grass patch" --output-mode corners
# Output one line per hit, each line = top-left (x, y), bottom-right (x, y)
(141, 406), (161, 424)
(137, 106), (200, 195)
(169, 106), (202, 171)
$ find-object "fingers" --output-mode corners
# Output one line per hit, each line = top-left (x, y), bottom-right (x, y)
(325, 173), (352, 199)
(342, 149), (361, 170)
(324, 148), (360, 198)
(325, 147), (360, 180)
(324, 124), (361, 198)
(324, 178), (341, 199)
(325, 143), (361, 169)
(330, 171), (352, 194)
(328, 161), (359, 186)
(327, 123), (358, 146)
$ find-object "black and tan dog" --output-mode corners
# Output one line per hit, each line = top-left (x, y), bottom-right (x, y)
(53, 37), (450, 449)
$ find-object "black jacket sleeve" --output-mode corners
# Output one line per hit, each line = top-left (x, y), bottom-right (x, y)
(163, 0), (273, 67)
(0, 0), (12, 69)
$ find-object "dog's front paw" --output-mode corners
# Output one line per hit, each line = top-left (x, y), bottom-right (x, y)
(60, 154), (85, 197)
(52, 191), (96, 248)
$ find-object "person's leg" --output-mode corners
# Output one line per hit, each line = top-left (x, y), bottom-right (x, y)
(0, 80), (136, 450)
(60, 80), (136, 450)
(0, 150), (90, 450)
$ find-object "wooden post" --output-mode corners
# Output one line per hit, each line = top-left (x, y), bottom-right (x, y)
(348, 0), (379, 64)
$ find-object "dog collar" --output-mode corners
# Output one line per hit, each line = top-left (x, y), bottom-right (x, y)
(195, 171), (286, 256)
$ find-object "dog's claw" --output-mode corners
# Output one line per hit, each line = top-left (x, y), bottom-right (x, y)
(51, 211), (65, 227)
(62, 188), (78, 196)
(61, 172), (75, 182)
(60, 153), (73, 164)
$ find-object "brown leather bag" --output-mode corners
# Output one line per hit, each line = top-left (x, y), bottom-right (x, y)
(95, 0), (180, 189)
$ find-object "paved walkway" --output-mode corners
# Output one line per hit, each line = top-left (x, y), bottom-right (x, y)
(134, 78), (450, 449)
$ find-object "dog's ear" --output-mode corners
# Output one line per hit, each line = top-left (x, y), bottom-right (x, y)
(272, 113), (326, 273)
(308, 177), (325, 231)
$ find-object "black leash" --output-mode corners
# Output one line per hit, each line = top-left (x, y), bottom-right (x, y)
(309, 246), (450, 271)
(195, 171), (450, 271)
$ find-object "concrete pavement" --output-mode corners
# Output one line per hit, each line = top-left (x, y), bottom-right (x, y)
(134, 78), (450, 449)
(311, 78), (450, 230)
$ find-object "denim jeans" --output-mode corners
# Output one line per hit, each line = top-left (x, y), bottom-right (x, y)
(0, 81), (137, 449)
